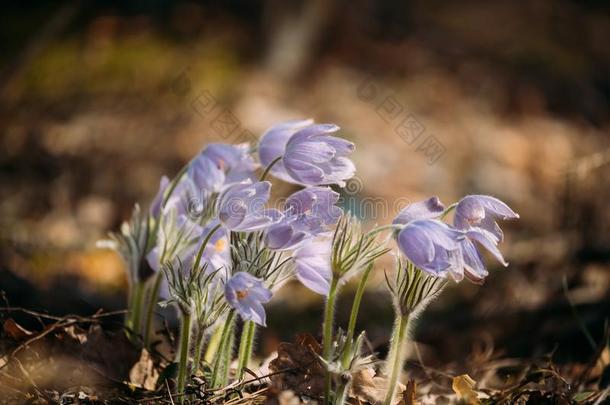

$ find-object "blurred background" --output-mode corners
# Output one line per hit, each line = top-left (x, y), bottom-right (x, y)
(1, 0), (609, 379)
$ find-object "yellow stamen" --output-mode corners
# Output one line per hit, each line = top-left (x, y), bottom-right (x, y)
(214, 239), (226, 253)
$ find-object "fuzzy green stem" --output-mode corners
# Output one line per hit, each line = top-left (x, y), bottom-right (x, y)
(236, 320), (256, 380)
(143, 271), (163, 347)
(211, 311), (236, 387)
(341, 263), (373, 368)
(176, 312), (192, 402)
(128, 281), (145, 340)
(219, 318), (236, 386)
(323, 277), (340, 404)
(192, 325), (207, 376)
(383, 314), (410, 405)
(334, 378), (351, 405)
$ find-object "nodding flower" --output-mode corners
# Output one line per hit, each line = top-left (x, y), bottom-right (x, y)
(454, 195), (519, 241)
(216, 181), (281, 232)
(258, 120), (355, 187)
(264, 187), (342, 251)
(199, 143), (257, 184)
(283, 124), (355, 187)
(396, 219), (466, 281)
(258, 119), (314, 184)
(224, 272), (272, 326)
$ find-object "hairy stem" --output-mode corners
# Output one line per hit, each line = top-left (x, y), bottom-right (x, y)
(323, 277), (340, 404)
(219, 318), (236, 386)
(210, 311), (236, 388)
(128, 281), (145, 340)
(342, 263), (373, 367)
(191, 324), (207, 376)
(176, 312), (192, 402)
(236, 320), (256, 380)
(143, 271), (163, 347)
(383, 314), (410, 405)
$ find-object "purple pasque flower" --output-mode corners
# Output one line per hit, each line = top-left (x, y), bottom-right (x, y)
(224, 272), (272, 326)
(264, 187), (342, 250)
(459, 227), (508, 283)
(293, 237), (332, 296)
(393, 197), (445, 225)
(396, 219), (466, 281)
(258, 119), (314, 184)
(200, 143), (257, 184)
(454, 195), (519, 241)
(188, 155), (226, 194)
(216, 181), (281, 232)
(283, 124), (356, 187)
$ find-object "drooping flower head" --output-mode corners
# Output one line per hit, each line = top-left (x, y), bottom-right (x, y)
(258, 120), (356, 187)
(454, 195), (519, 241)
(396, 219), (466, 281)
(225, 272), (272, 326)
(283, 124), (355, 187)
(264, 187), (342, 251)
(216, 181), (280, 232)
(188, 155), (226, 194)
(459, 227), (508, 283)
(293, 237), (332, 296)
(200, 143), (257, 184)
(453, 195), (518, 283)
(258, 119), (314, 184)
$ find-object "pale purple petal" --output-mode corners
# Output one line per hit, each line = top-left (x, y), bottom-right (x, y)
(393, 197), (445, 225)
(293, 238), (332, 295)
(224, 272), (272, 326)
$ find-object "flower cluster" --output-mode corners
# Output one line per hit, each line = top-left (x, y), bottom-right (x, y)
(102, 119), (518, 403)
(393, 195), (519, 283)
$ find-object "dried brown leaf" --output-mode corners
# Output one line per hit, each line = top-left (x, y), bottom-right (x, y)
(351, 367), (405, 405)
(3, 318), (33, 340)
(269, 334), (325, 399)
(452, 374), (480, 405)
(129, 349), (159, 391)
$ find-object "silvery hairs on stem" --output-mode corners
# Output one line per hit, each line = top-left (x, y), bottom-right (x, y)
(99, 204), (153, 284)
(319, 329), (375, 404)
(229, 231), (293, 290)
(386, 256), (447, 318)
(331, 214), (390, 283)
(161, 261), (228, 327)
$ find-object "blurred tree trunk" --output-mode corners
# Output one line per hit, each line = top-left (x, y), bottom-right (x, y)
(263, 0), (339, 81)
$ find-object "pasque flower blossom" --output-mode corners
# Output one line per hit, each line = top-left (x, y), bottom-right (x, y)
(293, 237), (332, 296)
(258, 120), (356, 187)
(396, 219), (466, 281)
(264, 187), (342, 250)
(225, 272), (272, 326)
(258, 119), (314, 184)
(453, 195), (518, 282)
(216, 181), (280, 232)
(200, 143), (257, 184)
(283, 124), (356, 187)
(454, 195), (519, 241)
